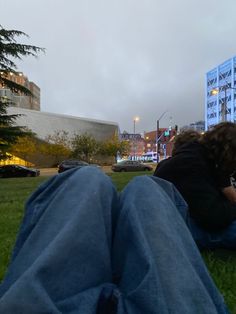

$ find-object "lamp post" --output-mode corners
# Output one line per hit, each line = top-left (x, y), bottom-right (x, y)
(133, 116), (140, 160)
(211, 84), (236, 122)
(156, 111), (168, 162)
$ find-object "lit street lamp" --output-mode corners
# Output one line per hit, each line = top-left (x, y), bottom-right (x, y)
(156, 111), (168, 162)
(133, 116), (140, 159)
(133, 116), (140, 134)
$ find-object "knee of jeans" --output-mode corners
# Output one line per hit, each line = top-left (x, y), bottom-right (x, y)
(150, 176), (177, 200)
(70, 166), (117, 196)
(121, 175), (158, 200)
(70, 166), (107, 183)
(71, 165), (103, 175)
(122, 175), (173, 206)
(31, 166), (115, 209)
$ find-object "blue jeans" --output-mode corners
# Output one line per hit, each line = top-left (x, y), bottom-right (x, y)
(188, 216), (236, 250)
(0, 167), (229, 313)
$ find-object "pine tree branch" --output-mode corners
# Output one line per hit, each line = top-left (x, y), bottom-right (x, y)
(0, 25), (44, 159)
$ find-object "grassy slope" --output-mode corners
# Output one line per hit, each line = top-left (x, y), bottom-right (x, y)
(0, 172), (236, 312)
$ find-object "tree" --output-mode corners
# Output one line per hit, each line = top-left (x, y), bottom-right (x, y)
(0, 99), (27, 159)
(9, 133), (37, 162)
(40, 130), (71, 166)
(99, 135), (130, 161)
(71, 133), (98, 162)
(0, 25), (44, 159)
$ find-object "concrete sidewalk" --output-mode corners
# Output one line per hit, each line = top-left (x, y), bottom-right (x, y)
(40, 166), (112, 176)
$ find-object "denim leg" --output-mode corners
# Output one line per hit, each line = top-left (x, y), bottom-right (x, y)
(188, 217), (236, 250)
(0, 167), (118, 314)
(149, 176), (189, 221)
(151, 175), (236, 250)
(112, 175), (228, 314)
(0, 170), (230, 314)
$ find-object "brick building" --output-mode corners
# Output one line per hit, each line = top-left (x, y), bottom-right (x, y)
(120, 133), (145, 159)
(0, 71), (40, 110)
(144, 128), (177, 158)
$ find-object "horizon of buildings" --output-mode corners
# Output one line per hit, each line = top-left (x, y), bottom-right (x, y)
(3, 57), (236, 163)
(0, 71), (207, 136)
(0, 70), (206, 163)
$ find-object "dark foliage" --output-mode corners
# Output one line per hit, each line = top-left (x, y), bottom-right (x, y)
(0, 25), (44, 159)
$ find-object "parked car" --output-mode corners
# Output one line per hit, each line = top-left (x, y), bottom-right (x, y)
(0, 165), (40, 178)
(111, 160), (153, 172)
(58, 160), (100, 173)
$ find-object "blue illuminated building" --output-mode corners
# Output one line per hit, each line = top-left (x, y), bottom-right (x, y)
(205, 56), (236, 130)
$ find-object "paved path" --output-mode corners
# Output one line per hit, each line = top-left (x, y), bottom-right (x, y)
(40, 166), (112, 176)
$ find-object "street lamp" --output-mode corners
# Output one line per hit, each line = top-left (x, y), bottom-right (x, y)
(133, 116), (140, 159)
(133, 116), (140, 134)
(156, 111), (168, 162)
(210, 84), (236, 122)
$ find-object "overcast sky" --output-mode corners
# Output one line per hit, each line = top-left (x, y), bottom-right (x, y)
(1, 0), (236, 133)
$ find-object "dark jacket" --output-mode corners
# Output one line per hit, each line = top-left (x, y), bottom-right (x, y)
(154, 141), (236, 231)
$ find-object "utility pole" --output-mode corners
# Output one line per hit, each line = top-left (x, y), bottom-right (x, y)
(211, 83), (236, 122)
(156, 119), (160, 161)
(133, 116), (139, 160)
(222, 85), (227, 122)
(156, 111), (168, 162)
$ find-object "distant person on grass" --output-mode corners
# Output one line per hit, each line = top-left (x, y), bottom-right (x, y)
(154, 122), (236, 249)
(0, 165), (229, 313)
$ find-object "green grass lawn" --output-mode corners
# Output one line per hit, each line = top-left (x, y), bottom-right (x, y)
(0, 172), (236, 312)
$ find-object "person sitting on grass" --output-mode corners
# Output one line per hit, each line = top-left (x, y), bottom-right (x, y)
(154, 122), (236, 250)
(0, 166), (229, 313)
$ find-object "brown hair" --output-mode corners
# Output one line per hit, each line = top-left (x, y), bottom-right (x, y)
(199, 122), (236, 175)
(172, 130), (201, 155)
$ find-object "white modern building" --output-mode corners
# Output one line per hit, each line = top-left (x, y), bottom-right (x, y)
(7, 107), (119, 141)
(205, 56), (236, 130)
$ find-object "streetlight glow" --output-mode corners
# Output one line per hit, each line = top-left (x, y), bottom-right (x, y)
(133, 116), (140, 134)
(210, 88), (219, 96)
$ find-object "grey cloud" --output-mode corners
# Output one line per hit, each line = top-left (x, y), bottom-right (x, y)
(1, 0), (236, 133)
